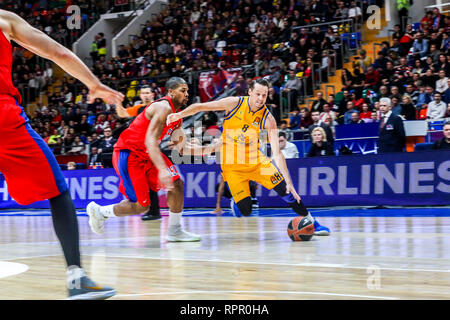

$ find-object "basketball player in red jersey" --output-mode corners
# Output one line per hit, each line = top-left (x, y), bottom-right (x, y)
(0, 10), (124, 299)
(87, 77), (203, 242)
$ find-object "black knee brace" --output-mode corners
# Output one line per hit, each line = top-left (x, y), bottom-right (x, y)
(236, 197), (253, 217)
(273, 181), (309, 216)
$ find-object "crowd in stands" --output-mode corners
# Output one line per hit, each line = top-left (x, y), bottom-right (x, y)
(1, 0), (109, 104)
(15, 1), (450, 167)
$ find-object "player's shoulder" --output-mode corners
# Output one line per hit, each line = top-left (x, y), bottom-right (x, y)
(0, 10), (13, 31)
(262, 111), (277, 129)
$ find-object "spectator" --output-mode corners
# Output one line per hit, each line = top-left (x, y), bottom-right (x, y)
(432, 121), (450, 150)
(310, 91), (327, 113)
(427, 93), (447, 120)
(309, 110), (334, 144)
(67, 136), (86, 155)
(67, 162), (77, 171)
(412, 32), (429, 59)
(401, 95), (417, 120)
(354, 49), (372, 73)
(319, 103), (336, 123)
(377, 98), (406, 153)
(266, 87), (280, 125)
(405, 83), (420, 104)
(341, 68), (354, 91)
(278, 132), (299, 159)
(282, 70), (302, 111)
(289, 110), (301, 129)
(436, 69), (449, 94)
(97, 127), (117, 168)
(299, 107), (313, 129)
(344, 101), (358, 124)
(360, 103), (372, 121)
(350, 112), (364, 124)
(391, 97), (403, 116)
(307, 127), (335, 157)
(443, 79), (450, 104)
(89, 146), (101, 165)
(364, 66), (381, 89)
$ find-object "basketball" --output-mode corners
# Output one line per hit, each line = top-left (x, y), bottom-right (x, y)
(287, 217), (315, 241)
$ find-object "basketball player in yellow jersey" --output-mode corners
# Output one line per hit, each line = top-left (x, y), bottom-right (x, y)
(167, 79), (329, 235)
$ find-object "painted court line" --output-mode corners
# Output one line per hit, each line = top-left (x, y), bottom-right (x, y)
(0, 262), (29, 279)
(87, 253), (450, 274)
(112, 290), (398, 300)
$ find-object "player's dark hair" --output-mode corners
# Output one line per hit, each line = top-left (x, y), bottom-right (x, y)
(279, 132), (287, 139)
(165, 77), (187, 90)
(249, 78), (271, 90)
(140, 85), (152, 91)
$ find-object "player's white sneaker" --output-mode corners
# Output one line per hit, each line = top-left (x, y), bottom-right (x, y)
(87, 201), (106, 235)
(166, 224), (201, 242)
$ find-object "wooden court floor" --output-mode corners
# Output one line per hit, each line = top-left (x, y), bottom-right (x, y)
(0, 209), (449, 300)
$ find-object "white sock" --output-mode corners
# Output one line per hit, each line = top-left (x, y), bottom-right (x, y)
(99, 204), (116, 218)
(168, 211), (182, 227)
(305, 212), (315, 224)
(66, 266), (85, 281)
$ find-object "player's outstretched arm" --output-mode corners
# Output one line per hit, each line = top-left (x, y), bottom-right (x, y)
(265, 115), (301, 203)
(167, 96), (240, 125)
(144, 101), (174, 190)
(0, 9), (123, 105)
(169, 129), (222, 156)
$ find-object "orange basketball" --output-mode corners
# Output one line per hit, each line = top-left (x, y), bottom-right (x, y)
(287, 216), (315, 241)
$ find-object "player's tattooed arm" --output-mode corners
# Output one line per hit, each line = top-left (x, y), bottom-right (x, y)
(265, 114), (301, 203)
(166, 96), (240, 124)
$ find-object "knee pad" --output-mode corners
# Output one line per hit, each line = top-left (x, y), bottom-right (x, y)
(236, 197), (252, 217)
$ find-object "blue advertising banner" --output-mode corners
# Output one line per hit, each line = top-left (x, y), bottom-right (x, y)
(0, 151), (449, 209)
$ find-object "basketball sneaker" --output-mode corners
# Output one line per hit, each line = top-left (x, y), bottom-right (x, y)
(166, 224), (201, 242)
(313, 219), (330, 236)
(87, 201), (106, 235)
(141, 210), (162, 221)
(67, 272), (115, 300)
(230, 199), (242, 218)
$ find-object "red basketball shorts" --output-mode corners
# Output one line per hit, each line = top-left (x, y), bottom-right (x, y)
(0, 96), (67, 205)
(112, 148), (180, 207)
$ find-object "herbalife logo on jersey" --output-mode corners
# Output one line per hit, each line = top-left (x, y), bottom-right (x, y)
(169, 120), (270, 168)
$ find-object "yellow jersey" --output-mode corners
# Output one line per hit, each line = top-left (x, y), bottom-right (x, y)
(220, 96), (271, 170)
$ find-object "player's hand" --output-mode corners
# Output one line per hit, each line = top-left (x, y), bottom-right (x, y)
(159, 169), (174, 191)
(166, 112), (181, 125)
(286, 183), (301, 203)
(115, 101), (129, 118)
(211, 207), (224, 215)
(88, 83), (124, 105)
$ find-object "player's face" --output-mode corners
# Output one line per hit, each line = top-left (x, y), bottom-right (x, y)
(140, 88), (154, 104)
(249, 84), (268, 109)
(170, 84), (189, 106)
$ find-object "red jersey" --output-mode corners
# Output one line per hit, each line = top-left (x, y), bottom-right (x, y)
(114, 96), (182, 159)
(0, 30), (22, 103)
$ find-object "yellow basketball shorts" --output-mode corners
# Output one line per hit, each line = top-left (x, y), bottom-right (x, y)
(221, 160), (284, 203)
